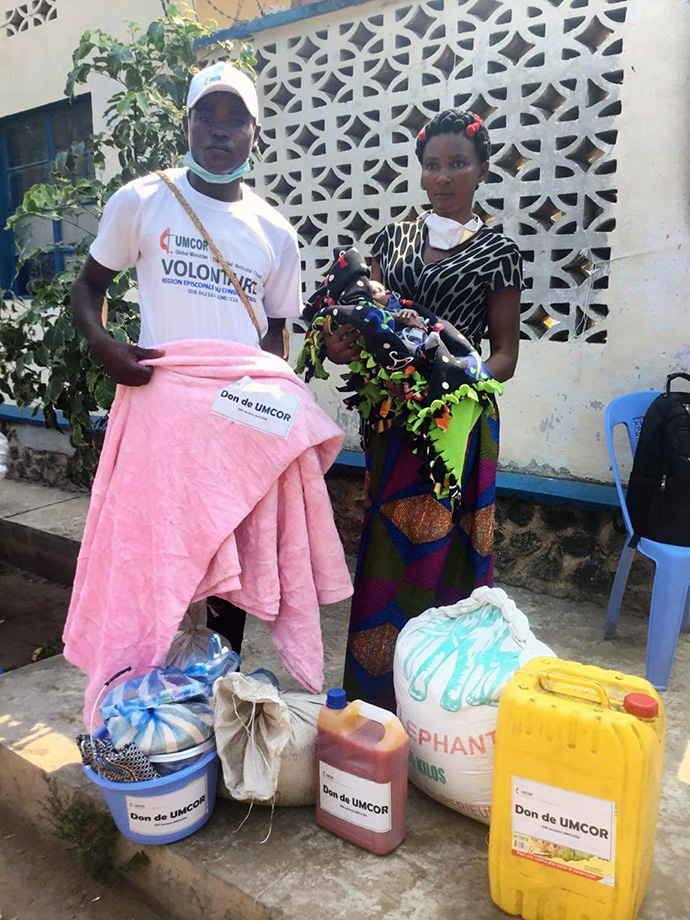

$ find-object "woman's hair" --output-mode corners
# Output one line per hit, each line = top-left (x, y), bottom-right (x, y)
(415, 109), (491, 164)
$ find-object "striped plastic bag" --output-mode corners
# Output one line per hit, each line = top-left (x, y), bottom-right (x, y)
(100, 666), (214, 755)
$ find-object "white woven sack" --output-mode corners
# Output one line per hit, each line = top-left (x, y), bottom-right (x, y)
(214, 672), (325, 806)
(393, 586), (553, 824)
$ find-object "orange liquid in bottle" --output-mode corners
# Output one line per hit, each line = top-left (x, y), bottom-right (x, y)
(316, 690), (409, 855)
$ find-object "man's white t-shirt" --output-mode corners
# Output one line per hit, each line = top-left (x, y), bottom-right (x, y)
(90, 168), (302, 348)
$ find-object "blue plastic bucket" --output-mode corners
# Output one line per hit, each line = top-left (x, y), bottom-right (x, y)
(84, 742), (219, 845)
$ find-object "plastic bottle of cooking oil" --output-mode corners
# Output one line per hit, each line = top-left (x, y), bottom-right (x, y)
(316, 689), (409, 854)
(489, 657), (665, 920)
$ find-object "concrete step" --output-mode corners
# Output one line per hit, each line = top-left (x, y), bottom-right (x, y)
(0, 655), (495, 920)
(2, 612), (690, 920)
(1, 478), (689, 919)
(0, 479), (88, 584)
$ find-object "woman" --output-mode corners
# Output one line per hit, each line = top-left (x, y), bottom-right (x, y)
(325, 109), (523, 711)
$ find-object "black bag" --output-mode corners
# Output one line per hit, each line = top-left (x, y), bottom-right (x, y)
(626, 373), (690, 546)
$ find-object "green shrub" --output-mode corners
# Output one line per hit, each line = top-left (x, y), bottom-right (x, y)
(0, 4), (254, 484)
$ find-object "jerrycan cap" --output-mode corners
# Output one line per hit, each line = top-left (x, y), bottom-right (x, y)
(326, 688), (348, 710)
(623, 692), (658, 719)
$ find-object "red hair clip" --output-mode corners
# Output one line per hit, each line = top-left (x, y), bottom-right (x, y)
(417, 126), (428, 143)
(465, 115), (482, 137)
(465, 113), (483, 138)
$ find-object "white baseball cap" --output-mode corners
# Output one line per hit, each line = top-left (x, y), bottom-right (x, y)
(186, 62), (260, 123)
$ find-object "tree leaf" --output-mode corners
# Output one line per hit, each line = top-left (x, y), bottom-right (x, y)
(70, 421), (86, 447)
(116, 93), (135, 116)
(147, 20), (165, 48)
(107, 44), (134, 72)
(43, 323), (65, 351)
(45, 373), (65, 404)
(86, 366), (101, 391)
(123, 68), (141, 91)
(94, 375), (116, 408)
(11, 220), (34, 254)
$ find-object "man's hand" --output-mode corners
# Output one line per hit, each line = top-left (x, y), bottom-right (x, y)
(323, 324), (361, 365)
(72, 256), (163, 386)
(91, 336), (164, 387)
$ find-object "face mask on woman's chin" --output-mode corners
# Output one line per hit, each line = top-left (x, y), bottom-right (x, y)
(425, 212), (483, 250)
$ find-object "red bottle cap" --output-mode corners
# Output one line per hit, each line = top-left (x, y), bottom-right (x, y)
(623, 692), (659, 719)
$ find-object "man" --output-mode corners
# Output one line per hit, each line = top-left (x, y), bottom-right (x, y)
(72, 61), (302, 650)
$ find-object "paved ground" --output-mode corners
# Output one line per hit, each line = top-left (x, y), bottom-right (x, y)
(1, 477), (689, 919)
(0, 560), (70, 670)
(0, 806), (163, 920)
(1, 582), (688, 920)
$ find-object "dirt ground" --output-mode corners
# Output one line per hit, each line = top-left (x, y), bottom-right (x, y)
(0, 561), (71, 672)
(0, 807), (162, 920)
(0, 564), (161, 919)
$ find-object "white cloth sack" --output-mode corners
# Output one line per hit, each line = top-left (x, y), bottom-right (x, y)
(214, 672), (325, 806)
(393, 586), (553, 824)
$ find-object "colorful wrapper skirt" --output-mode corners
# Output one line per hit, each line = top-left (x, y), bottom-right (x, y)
(342, 401), (499, 711)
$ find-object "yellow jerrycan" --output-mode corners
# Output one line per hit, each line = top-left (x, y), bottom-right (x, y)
(489, 657), (665, 920)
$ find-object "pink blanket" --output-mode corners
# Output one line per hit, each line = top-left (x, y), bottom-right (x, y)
(63, 340), (353, 726)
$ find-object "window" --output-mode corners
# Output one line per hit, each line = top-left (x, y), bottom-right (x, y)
(0, 94), (94, 296)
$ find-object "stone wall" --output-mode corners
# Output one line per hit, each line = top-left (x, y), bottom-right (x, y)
(326, 470), (653, 613)
(2, 426), (653, 611)
(493, 495), (652, 611)
(0, 422), (79, 490)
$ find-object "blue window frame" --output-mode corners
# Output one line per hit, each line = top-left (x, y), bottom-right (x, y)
(0, 94), (94, 296)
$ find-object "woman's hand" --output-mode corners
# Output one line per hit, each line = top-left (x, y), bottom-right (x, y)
(396, 308), (427, 330)
(323, 324), (361, 365)
(383, 380), (405, 399)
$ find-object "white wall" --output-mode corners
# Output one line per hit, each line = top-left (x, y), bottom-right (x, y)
(2, 0), (688, 484)
(0, 0), (162, 123)
(248, 0), (690, 484)
(498, 0), (690, 481)
(0, 0), (162, 449)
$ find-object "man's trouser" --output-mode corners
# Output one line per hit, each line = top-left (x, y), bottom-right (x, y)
(206, 597), (247, 654)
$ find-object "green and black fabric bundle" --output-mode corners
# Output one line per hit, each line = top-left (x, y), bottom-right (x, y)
(295, 248), (502, 514)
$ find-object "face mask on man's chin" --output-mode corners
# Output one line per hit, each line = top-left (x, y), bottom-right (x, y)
(182, 150), (252, 185)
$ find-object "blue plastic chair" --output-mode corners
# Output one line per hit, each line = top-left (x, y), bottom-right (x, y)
(605, 391), (690, 690)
